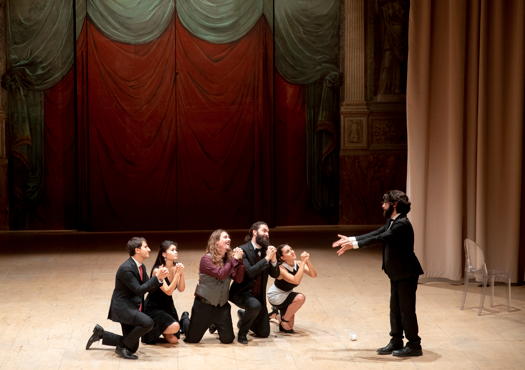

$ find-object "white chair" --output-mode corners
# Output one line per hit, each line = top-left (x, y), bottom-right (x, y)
(461, 238), (511, 315)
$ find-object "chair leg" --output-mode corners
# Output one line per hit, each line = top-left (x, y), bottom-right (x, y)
(478, 276), (488, 315)
(490, 275), (495, 307)
(461, 271), (469, 310)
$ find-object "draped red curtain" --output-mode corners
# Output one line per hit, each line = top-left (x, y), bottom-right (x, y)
(175, 17), (274, 229)
(40, 16), (318, 230)
(38, 69), (76, 229)
(83, 19), (178, 230)
(274, 74), (324, 225)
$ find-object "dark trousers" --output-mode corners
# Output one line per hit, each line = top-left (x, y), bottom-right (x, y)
(230, 293), (270, 338)
(389, 276), (421, 348)
(183, 298), (234, 344)
(102, 312), (154, 353)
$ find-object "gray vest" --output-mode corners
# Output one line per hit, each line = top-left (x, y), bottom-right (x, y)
(195, 273), (232, 306)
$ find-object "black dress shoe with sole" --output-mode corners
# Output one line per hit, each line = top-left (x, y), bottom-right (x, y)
(392, 346), (423, 357)
(115, 346), (138, 360)
(237, 334), (248, 345)
(180, 311), (190, 335)
(85, 324), (104, 350)
(376, 341), (404, 355)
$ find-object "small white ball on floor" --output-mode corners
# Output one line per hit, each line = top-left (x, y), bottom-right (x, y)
(350, 333), (358, 341)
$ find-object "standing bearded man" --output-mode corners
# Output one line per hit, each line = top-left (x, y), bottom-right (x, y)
(332, 190), (424, 357)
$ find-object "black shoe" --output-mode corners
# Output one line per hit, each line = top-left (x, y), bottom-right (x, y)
(236, 309), (245, 330)
(392, 346), (423, 357)
(209, 323), (217, 334)
(180, 311), (190, 334)
(115, 346), (138, 360)
(85, 324), (104, 350)
(376, 340), (404, 355)
(279, 323), (294, 334)
(268, 306), (279, 320)
(237, 334), (248, 345)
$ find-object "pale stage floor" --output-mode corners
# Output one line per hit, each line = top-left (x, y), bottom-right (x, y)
(0, 229), (524, 370)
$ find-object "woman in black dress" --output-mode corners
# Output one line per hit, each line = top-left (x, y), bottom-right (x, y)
(142, 240), (186, 344)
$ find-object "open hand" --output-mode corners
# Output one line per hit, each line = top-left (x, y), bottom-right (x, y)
(332, 234), (351, 248)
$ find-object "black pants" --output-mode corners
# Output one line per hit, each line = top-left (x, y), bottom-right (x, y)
(230, 293), (270, 338)
(183, 298), (234, 344)
(102, 311), (154, 353)
(389, 276), (421, 348)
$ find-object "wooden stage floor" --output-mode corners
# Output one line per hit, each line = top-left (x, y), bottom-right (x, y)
(0, 228), (524, 369)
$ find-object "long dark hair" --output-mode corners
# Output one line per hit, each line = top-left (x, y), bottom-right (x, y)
(276, 244), (289, 265)
(150, 240), (177, 276)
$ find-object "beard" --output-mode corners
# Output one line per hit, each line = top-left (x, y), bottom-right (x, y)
(255, 234), (270, 248)
(383, 204), (394, 219)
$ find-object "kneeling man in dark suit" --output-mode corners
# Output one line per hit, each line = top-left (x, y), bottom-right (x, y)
(86, 237), (168, 359)
(333, 190), (424, 357)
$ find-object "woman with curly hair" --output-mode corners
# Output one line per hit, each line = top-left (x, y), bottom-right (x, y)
(181, 229), (245, 344)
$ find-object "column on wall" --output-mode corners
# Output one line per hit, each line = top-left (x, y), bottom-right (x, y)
(0, 0), (8, 230)
(339, 0), (408, 225)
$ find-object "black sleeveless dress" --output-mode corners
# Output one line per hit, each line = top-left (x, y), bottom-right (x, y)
(142, 278), (180, 344)
(273, 263), (299, 315)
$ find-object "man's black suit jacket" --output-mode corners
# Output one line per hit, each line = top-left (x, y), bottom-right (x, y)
(356, 215), (424, 281)
(229, 241), (280, 301)
(107, 257), (162, 325)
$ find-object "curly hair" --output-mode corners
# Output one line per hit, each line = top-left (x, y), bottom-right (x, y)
(206, 229), (232, 265)
(383, 190), (411, 214)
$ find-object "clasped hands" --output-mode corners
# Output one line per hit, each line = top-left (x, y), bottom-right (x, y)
(300, 251), (310, 263)
(332, 234), (357, 256)
(232, 247), (244, 260)
(265, 245), (277, 263)
(154, 265), (170, 280)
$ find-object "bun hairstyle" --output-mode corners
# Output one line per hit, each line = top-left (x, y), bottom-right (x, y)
(383, 190), (411, 214)
(276, 244), (289, 264)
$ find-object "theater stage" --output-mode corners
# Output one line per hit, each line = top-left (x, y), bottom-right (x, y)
(0, 228), (524, 369)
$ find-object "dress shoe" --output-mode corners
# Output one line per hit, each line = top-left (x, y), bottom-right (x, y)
(376, 340), (404, 355)
(180, 311), (190, 334)
(209, 323), (217, 334)
(85, 324), (104, 350)
(237, 334), (248, 345)
(278, 323), (294, 334)
(392, 346), (423, 357)
(115, 346), (138, 360)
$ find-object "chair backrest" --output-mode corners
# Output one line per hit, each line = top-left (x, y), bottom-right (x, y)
(464, 238), (488, 276)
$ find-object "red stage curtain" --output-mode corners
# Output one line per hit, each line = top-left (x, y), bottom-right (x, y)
(175, 17), (274, 228)
(40, 17), (322, 230)
(84, 19), (178, 230)
(36, 25), (89, 229)
(274, 73), (325, 225)
(37, 69), (76, 229)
